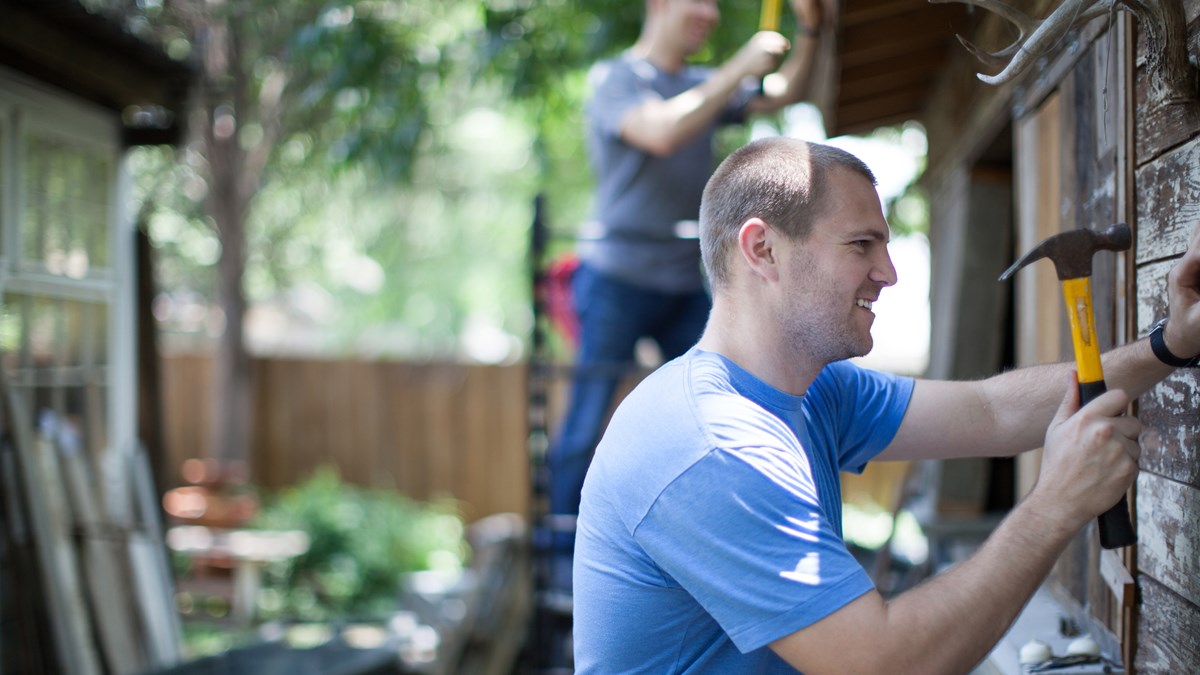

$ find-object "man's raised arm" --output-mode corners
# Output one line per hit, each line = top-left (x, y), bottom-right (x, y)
(772, 378), (1141, 674)
(878, 220), (1200, 463)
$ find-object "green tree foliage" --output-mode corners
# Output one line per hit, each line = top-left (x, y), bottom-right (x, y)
(117, 0), (859, 363)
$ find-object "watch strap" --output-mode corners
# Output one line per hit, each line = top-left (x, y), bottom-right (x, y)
(1150, 318), (1200, 368)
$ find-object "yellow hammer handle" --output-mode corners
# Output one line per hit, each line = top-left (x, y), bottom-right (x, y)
(1061, 277), (1104, 386)
(760, 0), (782, 31)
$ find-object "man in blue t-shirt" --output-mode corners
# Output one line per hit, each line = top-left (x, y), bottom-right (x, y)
(546, 0), (827, 591)
(574, 138), (1200, 673)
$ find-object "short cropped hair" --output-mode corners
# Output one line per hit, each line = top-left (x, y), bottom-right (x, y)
(699, 138), (877, 289)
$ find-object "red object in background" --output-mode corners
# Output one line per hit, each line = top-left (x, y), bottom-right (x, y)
(542, 254), (580, 349)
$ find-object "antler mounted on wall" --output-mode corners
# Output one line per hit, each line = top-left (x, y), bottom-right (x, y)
(931, 0), (1198, 102)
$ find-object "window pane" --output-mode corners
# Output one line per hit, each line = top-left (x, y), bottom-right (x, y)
(0, 293), (110, 461)
(21, 134), (112, 276)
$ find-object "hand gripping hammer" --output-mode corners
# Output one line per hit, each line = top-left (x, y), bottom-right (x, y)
(999, 222), (1136, 549)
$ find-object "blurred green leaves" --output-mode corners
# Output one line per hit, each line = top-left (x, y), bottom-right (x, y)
(115, 0), (909, 360)
(252, 467), (467, 620)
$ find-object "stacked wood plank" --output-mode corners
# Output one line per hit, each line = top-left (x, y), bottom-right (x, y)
(0, 372), (183, 674)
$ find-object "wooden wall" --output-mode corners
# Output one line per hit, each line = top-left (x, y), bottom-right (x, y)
(920, 0), (1200, 671)
(1130, 2), (1200, 669)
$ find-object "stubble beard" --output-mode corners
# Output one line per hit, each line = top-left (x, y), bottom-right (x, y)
(783, 307), (873, 366)
(782, 257), (875, 366)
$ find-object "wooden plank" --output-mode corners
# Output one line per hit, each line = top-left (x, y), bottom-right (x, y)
(163, 353), (212, 478)
(1137, 366), (1200, 487)
(129, 447), (184, 668)
(425, 365), (457, 502)
(357, 360), (383, 489)
(1100, 548), (1135, 609)
(1135, 258), (1200, 488)
(1133, 69), (1200, 165)
(52, 419), (146, 675)
(377, 361), (407, 493)
(1135, 577), (1200, 674)
(325, 360), (355, 484)
(394, 363), (427, 499)
(1013, 89), (1064, 500)
(7, 390), (103, 675)
(835, 89), (932, 131)
(497, 365), (531, 517)
(1134, 133), (1200, 265)
(839, 5), (963, 67)
(1135, 472), (1200, 608)
(842, 0), (947, 26)
(250, 356), (273, 488)
(458, 366), (487, 520)
(298, 358), (328, 485)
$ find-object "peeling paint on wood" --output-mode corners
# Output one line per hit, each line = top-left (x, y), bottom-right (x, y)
(1137, 372), (1200, 487)
(1134, 82), (1200, 165)
(918, 1), (1200, 668)
(1136, 473), (1200, 608)
(1135, 259), (1172, 333)
(1136, 577), (1200, 674)
(1135, 136), (1200, 264)
(1135, 258), (1200, 486)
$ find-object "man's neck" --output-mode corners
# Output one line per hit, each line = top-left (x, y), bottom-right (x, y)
(696, 302), (824, 396)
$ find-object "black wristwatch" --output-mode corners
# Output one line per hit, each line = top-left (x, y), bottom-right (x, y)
(1149, 318), (1200, 368)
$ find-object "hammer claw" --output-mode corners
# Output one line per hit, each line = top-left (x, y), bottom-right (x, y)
(997, 222), (1131, 282)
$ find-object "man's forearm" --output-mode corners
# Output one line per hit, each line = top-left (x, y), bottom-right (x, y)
(621, 63), (750, 155)
(885, 336), (1172, 462)
(772, 492), (1079, 674)
(977, 337), (1170, 454)
(878, 492), (1078, 674)
(1101, 335), (1176, 400)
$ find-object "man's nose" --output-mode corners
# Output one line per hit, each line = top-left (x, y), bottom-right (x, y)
(872, 249), (898, 287)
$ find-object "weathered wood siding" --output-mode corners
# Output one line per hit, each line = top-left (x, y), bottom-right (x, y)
(1130, 1), (1200, 668)
(922, 0), (1200, 670)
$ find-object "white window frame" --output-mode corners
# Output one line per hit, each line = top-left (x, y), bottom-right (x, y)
(0, 65), (137, 518)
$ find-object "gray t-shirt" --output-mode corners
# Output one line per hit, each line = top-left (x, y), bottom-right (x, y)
(582, 53), (753, 292)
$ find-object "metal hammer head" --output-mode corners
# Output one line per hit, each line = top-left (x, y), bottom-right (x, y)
(999, 222), (1132, 282)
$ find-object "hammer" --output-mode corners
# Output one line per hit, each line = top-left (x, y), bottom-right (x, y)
(999, 222), (1136, 549)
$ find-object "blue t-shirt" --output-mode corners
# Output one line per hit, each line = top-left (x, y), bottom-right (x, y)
(574, 349), (915, 673)
(581, 54), (754, 292)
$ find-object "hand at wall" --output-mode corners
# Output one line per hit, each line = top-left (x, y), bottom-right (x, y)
(1164, 221), (1200, 360)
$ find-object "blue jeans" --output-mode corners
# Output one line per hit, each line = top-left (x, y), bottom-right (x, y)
(548, 263), (710, 522)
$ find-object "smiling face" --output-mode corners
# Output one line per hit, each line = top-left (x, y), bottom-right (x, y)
(775, 168), (898, 364)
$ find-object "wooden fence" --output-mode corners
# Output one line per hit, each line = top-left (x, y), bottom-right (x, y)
(161, 353), (570, 523)
(160, 353), (908, 528)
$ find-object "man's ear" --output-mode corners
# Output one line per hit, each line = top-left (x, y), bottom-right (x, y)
(738, 218), (779, 282)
